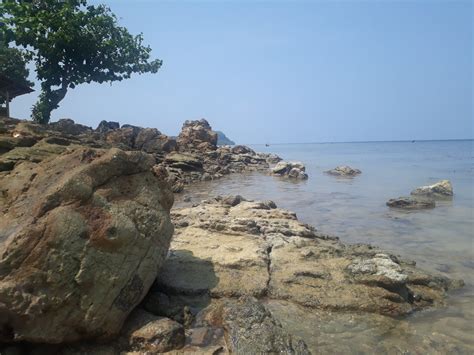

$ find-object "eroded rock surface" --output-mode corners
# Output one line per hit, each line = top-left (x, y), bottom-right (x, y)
(177, 119), (218, 152)
(0, 146), (174, 343)
(162, 196), (457, 316)
(140, 196), (462, 353)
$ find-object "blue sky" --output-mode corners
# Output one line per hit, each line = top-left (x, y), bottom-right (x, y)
(11, 0), (473, 143)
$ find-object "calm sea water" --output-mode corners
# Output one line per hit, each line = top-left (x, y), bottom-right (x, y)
(175, 140), (474, 353)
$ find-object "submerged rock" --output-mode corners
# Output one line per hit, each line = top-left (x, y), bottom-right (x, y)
(200, 297), (310, 354)
(271, 161), (308, 180)
(386, 196), (435, 210)
(325, 165), (361, 177)
(0, 147), (174, 343)
(411, 179), (453, 198)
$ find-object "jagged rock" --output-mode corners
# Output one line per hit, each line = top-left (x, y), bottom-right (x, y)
(134, 128), (160, 150)
(271, 161), (308, 180)
(411, 180), (453, 198)
(96, 120), (120, 133)
(386, 197), (435, 210)
(105, 127), (136, 147)
(0, 147), (174, 343)
(177, 119), (218, 151)
(49, 118), (92, 136)
(325, 165), (361, 177)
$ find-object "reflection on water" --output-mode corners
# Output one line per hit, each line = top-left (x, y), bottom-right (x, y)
(174, 140), (474, 353)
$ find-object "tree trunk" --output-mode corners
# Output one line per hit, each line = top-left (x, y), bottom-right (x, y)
(32, 83), (68, 124)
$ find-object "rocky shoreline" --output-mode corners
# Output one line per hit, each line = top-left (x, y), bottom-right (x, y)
(0, 116), (465, 353)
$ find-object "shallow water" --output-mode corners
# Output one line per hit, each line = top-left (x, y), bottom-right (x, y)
(175, 140), (474, 353)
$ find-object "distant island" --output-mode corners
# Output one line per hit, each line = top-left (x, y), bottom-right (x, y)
(216, 130), (235, 145)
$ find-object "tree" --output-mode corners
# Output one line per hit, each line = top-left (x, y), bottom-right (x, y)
(0, 0), (162, 123)
(0, 46), (33, 105)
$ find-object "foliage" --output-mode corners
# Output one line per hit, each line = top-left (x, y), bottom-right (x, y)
(0, 0), (162, 123)
(0, 45), (33, 105)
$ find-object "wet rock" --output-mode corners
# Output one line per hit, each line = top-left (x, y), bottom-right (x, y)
(221, 194), (246, 206)
(271, 161), (308, 180)
(121, 309), (185, 353)
(325, 165), (361, 177)
(411, 180), (453, 198)
(0, 147), (174, 343)
(215, 297), (310, 354)
(386, 197), (435, 210)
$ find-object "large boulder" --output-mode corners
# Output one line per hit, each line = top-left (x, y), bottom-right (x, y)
(177, 119), (218, 151)
(411, 180), (453, 198)
(0, 147), (174, 343)
(271, 161), (308, 180)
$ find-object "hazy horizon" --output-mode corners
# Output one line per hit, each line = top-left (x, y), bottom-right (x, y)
(10, 0), (473, 143)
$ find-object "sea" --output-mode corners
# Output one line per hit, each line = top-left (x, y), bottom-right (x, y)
(175, 140), (474, 353)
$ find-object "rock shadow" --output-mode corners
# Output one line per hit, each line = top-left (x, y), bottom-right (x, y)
(141, 250), (219, 323)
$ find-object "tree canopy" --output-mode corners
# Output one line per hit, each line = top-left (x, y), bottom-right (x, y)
(0, 46), (33, 105)
(0, 0), (162, 123)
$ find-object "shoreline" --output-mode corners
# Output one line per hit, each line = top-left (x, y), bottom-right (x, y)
(0, 116), (471, 353)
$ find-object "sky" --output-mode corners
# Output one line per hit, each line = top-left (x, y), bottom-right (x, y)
(11, 0), (473, 144)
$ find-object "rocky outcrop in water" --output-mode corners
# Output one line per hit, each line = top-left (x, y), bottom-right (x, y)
(271, 161), (308, 180)
(411, 180), (453, 198)
(0, 145), (174, 343)
(325, 165), (361, 177)
(386, 196), (436, 210)
(130, 195), (462, 353)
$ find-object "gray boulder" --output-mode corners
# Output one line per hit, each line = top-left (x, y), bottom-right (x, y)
(411, 180), (453, 198)
(325, 165), (361, 177)
(271, 161), (308, 180)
